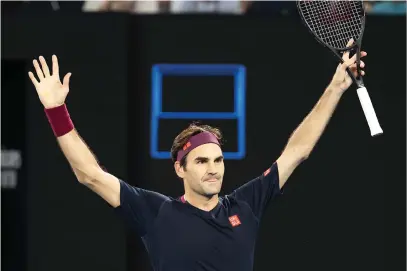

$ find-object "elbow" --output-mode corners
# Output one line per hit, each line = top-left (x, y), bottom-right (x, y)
(285, 145), (312, 162)
(295, 152), (309, 165)
(73, 164), (100, 185)
(294, 149), (312, 165)
(77, 174), (93, 185)
(75, 171), (93, 185)
(301, 146), (314, 161)
(301, 153), (310, 162)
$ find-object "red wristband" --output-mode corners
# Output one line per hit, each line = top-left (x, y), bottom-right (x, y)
(44, 104), (74, 137)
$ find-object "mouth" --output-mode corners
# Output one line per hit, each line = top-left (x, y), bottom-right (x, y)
(205, 178), (218, 183)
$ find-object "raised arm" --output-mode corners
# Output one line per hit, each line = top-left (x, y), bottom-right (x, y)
(277, 41), (367, 188)
(29, 55), (120, 207)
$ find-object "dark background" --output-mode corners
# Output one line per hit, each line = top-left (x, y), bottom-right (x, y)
(2, 12), (405, 271)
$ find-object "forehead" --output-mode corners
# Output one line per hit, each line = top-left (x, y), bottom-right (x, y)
(187, 143), (222, 160)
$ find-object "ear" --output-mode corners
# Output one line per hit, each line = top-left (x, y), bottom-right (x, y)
(174, 161), (185, 179)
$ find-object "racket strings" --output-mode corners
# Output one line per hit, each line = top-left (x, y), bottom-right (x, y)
(299, 0), (364, 49)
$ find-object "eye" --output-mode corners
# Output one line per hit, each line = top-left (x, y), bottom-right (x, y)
(215, 158), (224, 163)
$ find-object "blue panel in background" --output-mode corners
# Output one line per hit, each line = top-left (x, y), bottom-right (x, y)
(150, 64), (246, 160)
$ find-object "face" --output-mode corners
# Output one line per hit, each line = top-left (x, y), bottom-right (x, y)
(175, 143), (225, 198)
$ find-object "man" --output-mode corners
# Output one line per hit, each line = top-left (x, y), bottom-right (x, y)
(28, 40), (366, 271)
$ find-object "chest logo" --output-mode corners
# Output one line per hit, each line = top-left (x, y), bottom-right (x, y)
(228, 215), (241, 227)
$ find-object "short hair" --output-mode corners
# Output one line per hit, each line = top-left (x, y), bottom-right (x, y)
(171, 122), (223, 168)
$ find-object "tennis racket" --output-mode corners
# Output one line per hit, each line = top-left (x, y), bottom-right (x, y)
(297, 0), (383, 137)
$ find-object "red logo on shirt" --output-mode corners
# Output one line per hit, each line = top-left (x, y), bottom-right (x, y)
(229, 215), (241, 227)
(264, 168), (271, 176)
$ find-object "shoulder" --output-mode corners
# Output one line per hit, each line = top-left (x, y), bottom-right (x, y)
(116, 179), (173, 207)
(220, 194), (252, 210)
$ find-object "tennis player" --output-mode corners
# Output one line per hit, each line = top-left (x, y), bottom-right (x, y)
(29, 44), (366, 271)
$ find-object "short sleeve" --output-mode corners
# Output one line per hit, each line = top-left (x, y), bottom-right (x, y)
(114, 180), (169, 237)
(228, 162), (282, 220)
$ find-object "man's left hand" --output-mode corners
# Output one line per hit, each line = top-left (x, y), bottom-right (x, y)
(329, 38), (367, 93)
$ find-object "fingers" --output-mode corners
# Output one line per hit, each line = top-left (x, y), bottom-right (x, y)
(349, 61), (366, 76)
(341, 53), (357, 71)
(350, 67), (365, 76)
(33, 59), (44, 81)
(345, 38), (354, 48)
(63, 73), (72, 88)
(39, 56), (51, 77)
(343, 52), (367, 68)
(52, 55), (59, 77)
(341, 51), (368, 78)
(342, 39), (368, 61)
(347, 51), (367, 71)
(31, 55), (60, 83)
(342, 38), (354, 61)
(28, 72), (39, 88)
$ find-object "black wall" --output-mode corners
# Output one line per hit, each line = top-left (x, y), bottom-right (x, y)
(3, 13), (129, 271)
(2, 13), (405, 271)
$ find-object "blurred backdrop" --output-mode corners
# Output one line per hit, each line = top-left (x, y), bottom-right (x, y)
(2, 1), (406, 271)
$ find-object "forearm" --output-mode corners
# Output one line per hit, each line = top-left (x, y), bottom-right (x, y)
(276, 46), (365, 187)
(29, 56), (122, 207)
(284, 86), (343, 158)
(45, 104), (101, 183)
(57, 130), (101, 182)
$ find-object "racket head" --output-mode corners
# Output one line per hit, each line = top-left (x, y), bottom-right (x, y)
(297, 0), (366, 52)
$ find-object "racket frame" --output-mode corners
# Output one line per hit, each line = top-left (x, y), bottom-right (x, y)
(296, 0), (367, 87)
(296, 0), (383, 137)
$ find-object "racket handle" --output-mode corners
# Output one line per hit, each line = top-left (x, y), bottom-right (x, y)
(356, 87), (383, 137)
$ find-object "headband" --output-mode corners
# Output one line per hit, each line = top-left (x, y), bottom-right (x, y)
(176, 131), (220, 162)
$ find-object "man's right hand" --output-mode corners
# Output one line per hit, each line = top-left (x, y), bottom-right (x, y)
(28, 55), (72, 109)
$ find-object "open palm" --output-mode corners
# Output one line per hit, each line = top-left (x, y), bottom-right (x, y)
(28, 55), (72, 109)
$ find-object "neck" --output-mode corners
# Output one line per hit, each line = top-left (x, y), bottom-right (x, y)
(183, 192), (219, 212)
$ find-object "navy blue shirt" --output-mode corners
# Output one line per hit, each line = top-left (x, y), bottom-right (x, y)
(114, 162), (282, 271)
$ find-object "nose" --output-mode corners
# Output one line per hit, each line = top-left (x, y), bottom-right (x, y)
(207, 162), (218, 175)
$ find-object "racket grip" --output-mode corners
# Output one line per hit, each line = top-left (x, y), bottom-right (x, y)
(356, 87), (383, 137)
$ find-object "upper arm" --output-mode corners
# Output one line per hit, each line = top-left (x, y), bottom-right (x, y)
(276, 147), (307, 188)
(83, 167), (121, 207)
(113, 180), (169, 236)
(83, 167), (169, 236)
